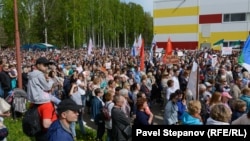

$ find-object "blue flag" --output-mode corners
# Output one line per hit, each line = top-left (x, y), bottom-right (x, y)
(238, 35), (250, 72)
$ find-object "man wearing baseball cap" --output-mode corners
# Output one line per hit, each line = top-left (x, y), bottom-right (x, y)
(27, 57), (60, 141)
(47, 99), (82, 141)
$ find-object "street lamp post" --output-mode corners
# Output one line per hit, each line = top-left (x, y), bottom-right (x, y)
(14, 0), (22, 89)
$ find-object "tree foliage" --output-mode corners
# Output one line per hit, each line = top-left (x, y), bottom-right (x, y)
(1, 0), (153, 48)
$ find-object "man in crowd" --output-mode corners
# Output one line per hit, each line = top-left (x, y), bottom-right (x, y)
(47, 99), (82, 141)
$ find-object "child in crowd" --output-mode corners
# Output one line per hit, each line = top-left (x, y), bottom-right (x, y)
(27, 57), (61, 105)
(231, 99), (247, 122)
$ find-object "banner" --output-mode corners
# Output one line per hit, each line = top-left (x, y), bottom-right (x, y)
(163, 55), (179, 65)
(221, 47), (232, 55)
(211, 55), (218, 67)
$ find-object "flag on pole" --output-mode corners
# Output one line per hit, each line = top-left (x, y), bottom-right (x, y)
(166, 37), (173, 55)
(238, 36), (250, 72)
(231, 40), (241, 48)
(162, 37), (172, 63)
(187, 61), (198, 100)
(212, 39), (224, 51)
(137, 34), (142, 56)
(140, 39), (145, 71)
(101, 39), (105, 55)
(131, 38), (137, 57)
(149, 36), (156, 62)
(87, 38), (93, 55)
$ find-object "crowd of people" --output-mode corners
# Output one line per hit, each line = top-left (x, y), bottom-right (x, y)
(0, 47), (250, 141)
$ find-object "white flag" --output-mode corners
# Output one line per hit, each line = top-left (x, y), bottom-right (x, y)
(102, 39), (105, 55)
(187, 61), (198, 100)
(87, 38), (93, 55)
(131, 38), (137, 57)
(136, 34), (142, 56)
(150, 36), (156, 62)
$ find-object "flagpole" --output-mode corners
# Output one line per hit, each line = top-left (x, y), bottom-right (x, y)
(196, 64), (199, 100)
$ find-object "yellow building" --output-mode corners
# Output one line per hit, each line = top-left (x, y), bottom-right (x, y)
(154, 0), (249, 49)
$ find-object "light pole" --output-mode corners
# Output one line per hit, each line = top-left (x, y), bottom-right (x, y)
(42, 0), (47, 44)
(14, 0), (22, 89)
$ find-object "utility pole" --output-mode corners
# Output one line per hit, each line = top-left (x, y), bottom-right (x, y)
(42, 0), (47, 44)
(14, 0), (22, 89)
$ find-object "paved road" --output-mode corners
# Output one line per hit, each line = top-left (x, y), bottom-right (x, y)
(83, 102), (164, 130)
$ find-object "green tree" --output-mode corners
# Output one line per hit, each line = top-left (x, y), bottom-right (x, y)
(1, 0), (153, 48)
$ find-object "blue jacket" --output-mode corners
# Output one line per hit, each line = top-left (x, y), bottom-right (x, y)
(177, 100), (186, 120)
(47, 120), (74, 141)
(181, 112), (203, 125)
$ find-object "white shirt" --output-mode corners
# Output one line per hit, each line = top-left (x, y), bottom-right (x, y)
(76, 79), (86, 95)
(166, 87), (177, 100)
(76, 66), (83, 74)
(172, 76), (180, 90)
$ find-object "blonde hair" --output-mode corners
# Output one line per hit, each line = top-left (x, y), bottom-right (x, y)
(188, 100), (201, 115)
(210, 104), (231, 122)
(243, 71), (249, 78)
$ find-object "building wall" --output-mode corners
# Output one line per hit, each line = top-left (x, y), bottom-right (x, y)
(153, 0), (250, 49)
(154, 0), (199, 49)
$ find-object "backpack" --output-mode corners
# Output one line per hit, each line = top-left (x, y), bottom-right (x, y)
(101, 102), (112, 121)
(63, 77), (71, 98)
(22, 104), (42, 137)
(0, 124), (8, 140)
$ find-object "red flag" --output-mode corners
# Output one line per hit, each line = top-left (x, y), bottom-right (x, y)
(140, 39), (145, 71)
(162, 37), (172, 63)
(166, 37), (173, 55)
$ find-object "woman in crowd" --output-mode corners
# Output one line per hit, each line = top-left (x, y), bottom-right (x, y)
(104, 90), (115, 141)
(134, 97), (154, 125)
(206, 104), (232, 125)
(69, 83), (86, 140)
(119, 89), (131, 118)
(166, 79), (176, 101)
(208, 91), (222, 111)
(163, 92), (179, 125)
(91, 88), (105, 141)
(176, 90), (187, 122)
(140, 77), (150, 101)
(180, 100), (203, 125)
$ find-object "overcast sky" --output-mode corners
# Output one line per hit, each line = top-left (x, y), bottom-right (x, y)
(124, 0), (153, 15)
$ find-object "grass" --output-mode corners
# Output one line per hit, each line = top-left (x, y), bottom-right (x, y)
(3, 116), (100, 141)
